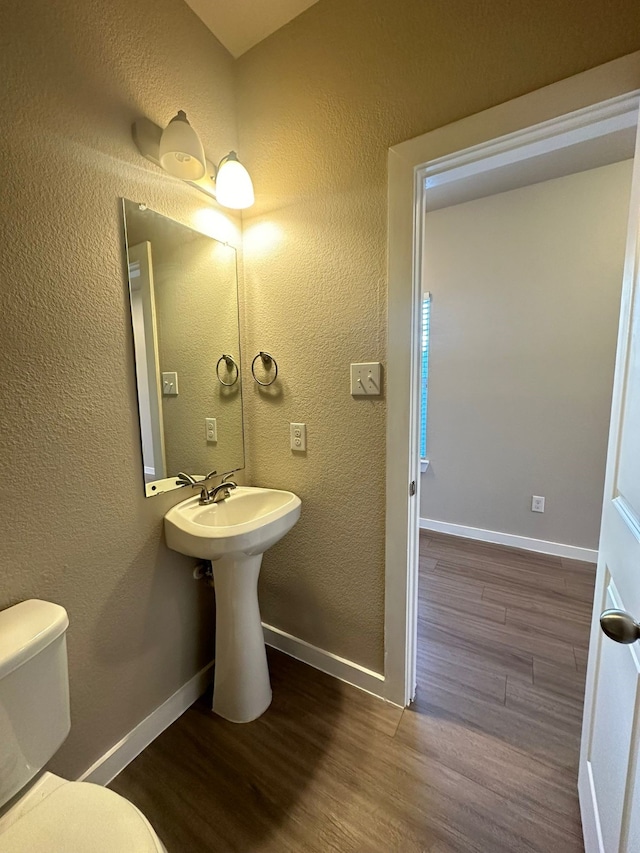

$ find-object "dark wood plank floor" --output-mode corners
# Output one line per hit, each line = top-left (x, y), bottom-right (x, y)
(111, 531), (595, 852)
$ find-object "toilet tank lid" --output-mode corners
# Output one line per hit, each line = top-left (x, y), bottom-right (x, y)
(0, 600), (69, 680)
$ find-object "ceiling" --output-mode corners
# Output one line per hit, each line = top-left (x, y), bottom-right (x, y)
(183, 0), (320, 58)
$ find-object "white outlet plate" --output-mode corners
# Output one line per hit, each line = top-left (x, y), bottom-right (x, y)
(290, 422), (306, 451)
(350, 362), (382, 396)
(205, 418), (217, 443)
(531, 495), (545, 513)
(162, 371), (178, 396)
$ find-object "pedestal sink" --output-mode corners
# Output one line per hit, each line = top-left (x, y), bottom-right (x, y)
(164, 487), (301, 723)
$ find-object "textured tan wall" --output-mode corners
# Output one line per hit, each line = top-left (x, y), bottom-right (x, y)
(0, 0), (240, 777)
(420, 161), (633, 548)
(236, 0), (640, 672)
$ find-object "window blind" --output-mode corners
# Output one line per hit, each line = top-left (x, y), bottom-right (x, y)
(420, 293), (431, 460)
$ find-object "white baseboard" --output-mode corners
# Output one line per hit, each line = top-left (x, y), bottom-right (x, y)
(78, 628), (390, 788)
(78, 662), (214, 786)
(262, 623), (390, 702)
(419, 517), (598, 563)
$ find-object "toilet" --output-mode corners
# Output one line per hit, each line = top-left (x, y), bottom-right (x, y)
(0, 599), (167, 852)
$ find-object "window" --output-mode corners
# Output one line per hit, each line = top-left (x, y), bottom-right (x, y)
(420, 292), (431, 461)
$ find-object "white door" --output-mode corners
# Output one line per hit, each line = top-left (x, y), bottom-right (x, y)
(579, 116), (640, 851)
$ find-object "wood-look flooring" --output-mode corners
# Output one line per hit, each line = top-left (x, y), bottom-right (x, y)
(110, 531), (595, 852)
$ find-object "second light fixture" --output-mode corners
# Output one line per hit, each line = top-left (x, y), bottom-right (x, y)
(158, 111), (254, 209)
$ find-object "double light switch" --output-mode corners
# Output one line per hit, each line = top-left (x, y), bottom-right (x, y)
(162, 371), (178, 396)
(350, 363), (382, 396)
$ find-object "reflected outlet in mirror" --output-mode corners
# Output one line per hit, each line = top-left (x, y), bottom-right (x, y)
(122, 199), (244, 496)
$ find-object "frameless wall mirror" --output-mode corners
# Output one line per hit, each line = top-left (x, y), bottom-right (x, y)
(122, 199), (244, 497)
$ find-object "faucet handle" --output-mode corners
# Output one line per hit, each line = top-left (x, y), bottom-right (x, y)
(188, 470), (217, 487)
(190, 471), (219, 497)
(177, 472), (197, 486)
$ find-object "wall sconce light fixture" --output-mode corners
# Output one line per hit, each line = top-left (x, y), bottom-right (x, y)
(133, 112), (254, 210)
(214, 152), (255, 209)
(158, 111), (206, 181)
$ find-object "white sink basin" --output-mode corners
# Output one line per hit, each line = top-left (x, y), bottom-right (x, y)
(164, 486), (301, 560)
(163, 486), (301, 724)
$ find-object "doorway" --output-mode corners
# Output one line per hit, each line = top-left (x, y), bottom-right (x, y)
(385, 67), (640, 708)
(385, 51), (640, 853)
(413, 144), (634, 853)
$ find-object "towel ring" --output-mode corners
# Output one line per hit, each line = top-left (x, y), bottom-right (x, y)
(251, 351), (278, 386)
(216, 354), (239, 387)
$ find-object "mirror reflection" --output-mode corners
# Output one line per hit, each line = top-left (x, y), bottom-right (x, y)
(122, 199), (244, 497)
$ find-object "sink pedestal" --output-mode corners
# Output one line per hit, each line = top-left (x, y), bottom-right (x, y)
(211, 553), (271, 723)
(164, 485), (301, 723)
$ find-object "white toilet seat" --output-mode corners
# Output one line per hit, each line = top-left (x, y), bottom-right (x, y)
(0, 778), (166, 852)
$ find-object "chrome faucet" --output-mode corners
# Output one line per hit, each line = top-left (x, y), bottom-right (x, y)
(192, 483), (213, 504)
(190, 471), (236, 505)
(184, 471), (217, 504)
(207, 481), (238, 504)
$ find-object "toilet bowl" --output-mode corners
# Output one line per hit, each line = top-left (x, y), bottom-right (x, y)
(0, 772), (167, 852)
(0, 600), (166, 852)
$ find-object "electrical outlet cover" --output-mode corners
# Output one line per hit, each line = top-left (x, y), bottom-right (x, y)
(531, 495), (545, 513)
(290, 423), (306, 451)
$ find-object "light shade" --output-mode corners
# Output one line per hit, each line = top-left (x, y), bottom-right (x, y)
(215, 152), (255, 209)
(159, 111), (206, 181)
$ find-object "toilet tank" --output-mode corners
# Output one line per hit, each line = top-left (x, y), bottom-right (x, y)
(0, 600), (70, 808)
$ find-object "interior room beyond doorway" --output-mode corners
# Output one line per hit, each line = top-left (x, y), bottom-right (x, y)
(419, 158), (634, 556)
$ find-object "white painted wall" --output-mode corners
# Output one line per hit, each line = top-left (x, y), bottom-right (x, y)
(420, 160), (633, 550)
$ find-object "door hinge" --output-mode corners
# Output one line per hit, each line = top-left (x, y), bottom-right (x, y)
(409, 480), (416, 497)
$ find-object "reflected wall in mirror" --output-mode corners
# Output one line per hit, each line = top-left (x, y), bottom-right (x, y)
(122, 199), (244, 497)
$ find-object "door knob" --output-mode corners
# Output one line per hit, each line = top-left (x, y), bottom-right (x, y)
(600, 609), (640, 644)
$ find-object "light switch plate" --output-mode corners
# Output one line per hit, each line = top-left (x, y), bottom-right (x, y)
(162, 371), (178, 396)
(350, 363), (382, 396)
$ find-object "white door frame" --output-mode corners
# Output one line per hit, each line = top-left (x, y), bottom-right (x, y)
(384, 50), (640, 707)
(128, 240), (168, 483)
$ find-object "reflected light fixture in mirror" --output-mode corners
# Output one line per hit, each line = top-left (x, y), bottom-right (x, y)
(132, 112), (255, 210)
(159, 111), (206, 180)
(193, 208), (241, 247)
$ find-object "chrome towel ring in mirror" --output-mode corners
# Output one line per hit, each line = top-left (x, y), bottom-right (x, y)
(251, 351), (278, 386)
(216, 354), (239, 386)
